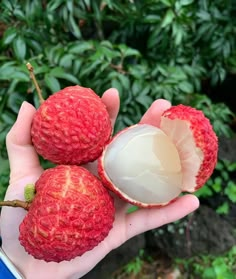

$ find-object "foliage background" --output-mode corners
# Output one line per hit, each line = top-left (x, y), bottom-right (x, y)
(0, 0), (236, 221)
(1, 0), (236, 277)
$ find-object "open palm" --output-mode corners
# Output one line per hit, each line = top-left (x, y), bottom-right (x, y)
(0, 88), (199, 279)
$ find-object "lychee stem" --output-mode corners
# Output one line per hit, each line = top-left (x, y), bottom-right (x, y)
(0, 200), (31, 211)
(26, 62), (44, 104)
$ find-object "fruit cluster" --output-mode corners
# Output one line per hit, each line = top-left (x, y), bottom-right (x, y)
(19, 85), (115, 262)
(17, 81), (218, 262)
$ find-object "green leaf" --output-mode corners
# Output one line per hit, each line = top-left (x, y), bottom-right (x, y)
(228, 162), (236, 172)
(180, 0), (194, 6)
(211, 183), (221, 193)
(218, 67), (226, 82)
(8, 90), (26, 113)
(47, 0), (64, 11)
(62, 73), (80, 84)
(117, 74), (130, 91)
(122, 115), (135, 126)
(195, 186), (213, 198)
(69, 41), (93, 54)
(50, 67), (79, 84)
(129, 65), (148, 79)
(160, 0), (172, 7)
(143, 15), (161, 23)
(59, 54), (75, 68)
(0, 66), (15, 80)
(26, 39), (42, 53)
(12, 70), (29, 81)
(2, 27), (17, 45)
(1, 110), (16, 125)
(49, 67), (65, 77)
(172, 23), (184, 45)
(136, 95), (153, 109)
(111, 79), (123, 95)
(216, 202), (229, 215)
(131, 80), (142, 96)
(225, 181), (236, 203)
(124, 48), (140, 58)
(2, 0), (13, 10)
(118, 44), (140, 58)
(161, 9), (175, 28)
(202, 267), (216, 278)
(223, 41), (231, 58)
(197, 10), (211, 21)
(34, 65), (50, 75)
(66, 0), (73, 13)
(178, 81), (194, 93)
(221, 170), (229, 181)
(68, 14), (81, 39)
(73, 60), (82, 74)
(13, 36), (26, 61)
(79, 60), (101, 77)
(13, 8), (25, 20)
(44, 74), (61, 93)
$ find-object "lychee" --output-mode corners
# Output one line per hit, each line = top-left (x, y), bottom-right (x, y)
(19, 165), (115, 262)
(98, 105), (218, 208)
(31, 85), (112, 165)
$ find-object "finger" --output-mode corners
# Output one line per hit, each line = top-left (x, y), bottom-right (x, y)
(140, 99), (171, 127)
(6, 101), (43, 183)
(125, 194), (199, 240)
(101, 88), (120, 128)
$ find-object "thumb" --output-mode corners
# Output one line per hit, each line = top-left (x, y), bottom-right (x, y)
(6, 101), (43, 183)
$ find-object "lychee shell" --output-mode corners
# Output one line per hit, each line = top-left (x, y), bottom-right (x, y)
(31, 85), (112, 165)
(161, 104), (218, 191)
(19, 165), (115, 262)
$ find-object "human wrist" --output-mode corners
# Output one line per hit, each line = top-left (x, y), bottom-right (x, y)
(0, 247), (25, 279)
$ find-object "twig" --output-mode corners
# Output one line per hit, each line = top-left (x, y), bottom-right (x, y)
(26, 62), (44, 104)
(0, 200), (31, 211)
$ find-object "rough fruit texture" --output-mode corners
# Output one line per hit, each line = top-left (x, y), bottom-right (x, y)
(31, 85), (112, 165)
(161, 104), (218, 191)
(98, 105), (218, 208)
(19, 165), (115, 262)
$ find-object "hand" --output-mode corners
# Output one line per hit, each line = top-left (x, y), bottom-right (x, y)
(0, 89), (199, 279)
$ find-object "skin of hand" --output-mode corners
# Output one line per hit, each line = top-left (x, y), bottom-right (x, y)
(0, 88), (199, 279)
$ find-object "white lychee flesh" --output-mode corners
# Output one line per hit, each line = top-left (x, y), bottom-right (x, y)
(103, 125), (183, 205)
(160, 118), (203, 192)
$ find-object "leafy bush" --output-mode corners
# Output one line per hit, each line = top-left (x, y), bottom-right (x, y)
(196, 159), (236, 214)
(0, 0), (236, 199)
(112, 246), (236, 278)
(175, 246), (236, 279)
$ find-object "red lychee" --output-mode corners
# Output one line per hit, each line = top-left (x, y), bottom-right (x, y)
(19, 165), (115, 262)
(31, 85), (112, 165)
(98, 104), (218, 208)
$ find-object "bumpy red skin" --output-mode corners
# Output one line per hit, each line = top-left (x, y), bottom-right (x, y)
(31, 85), (112, 165)
(19, 165), (115, 262)
(162, 104), (218, 190)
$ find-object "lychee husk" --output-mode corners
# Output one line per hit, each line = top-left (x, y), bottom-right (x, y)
(160, 104), (218, 192)
(98, 105), (218, 208)
(19, 165), (115, 262)
(31, 85), (112, 165)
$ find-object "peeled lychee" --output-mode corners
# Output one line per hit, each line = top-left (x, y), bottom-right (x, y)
(31, 85), (112, 165)
(98, 105), (218, 208)
(19, 165), (115, 262)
